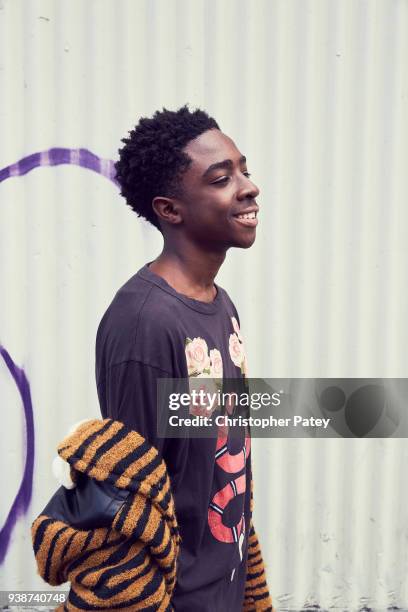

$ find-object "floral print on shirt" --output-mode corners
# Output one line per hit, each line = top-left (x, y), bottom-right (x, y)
(229, 317), (248, 377)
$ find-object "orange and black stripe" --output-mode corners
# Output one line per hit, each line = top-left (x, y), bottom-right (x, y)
(32, 419), (272, 611)
(32, 420), (179, 610)
(243, 523), (273, 611)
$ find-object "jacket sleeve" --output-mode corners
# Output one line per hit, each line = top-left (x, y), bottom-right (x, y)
(31, 419), (180, 611)
(243, 520), (273, 611)
(243, 470), (273, 611)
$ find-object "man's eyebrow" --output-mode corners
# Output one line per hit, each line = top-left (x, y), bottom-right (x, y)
(202, 155), (247, 178)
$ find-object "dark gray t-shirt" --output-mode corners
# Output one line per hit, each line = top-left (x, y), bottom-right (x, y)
(95, 264), (252, 611)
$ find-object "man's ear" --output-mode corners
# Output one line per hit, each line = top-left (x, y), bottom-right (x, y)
(152, 196), (183, 226)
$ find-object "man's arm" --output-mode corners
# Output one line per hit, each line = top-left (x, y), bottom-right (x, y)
(97, 359), (191, 486)
(97, 359), (171, 455)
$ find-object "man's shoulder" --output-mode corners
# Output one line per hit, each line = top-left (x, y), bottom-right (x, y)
(96, 267), (191, 349)
(96, 269), (189, 373)
(115, 269), (173, 316)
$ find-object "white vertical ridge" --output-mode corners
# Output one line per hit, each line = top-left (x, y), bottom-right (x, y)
(354, 0), (386, 375)
(296, 1), (330, 377)
(324, 0), (358, 376)
(384, 0), (408, 376)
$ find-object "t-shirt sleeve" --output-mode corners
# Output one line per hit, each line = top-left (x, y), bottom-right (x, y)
(96, 360), (171, 457)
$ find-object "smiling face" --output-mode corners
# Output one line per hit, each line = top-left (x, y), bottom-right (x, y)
(171, 129), (260, 251)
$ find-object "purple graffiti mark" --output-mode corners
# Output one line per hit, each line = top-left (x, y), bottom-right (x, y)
(0, 147), (115, 562)
(0, 345), (35, 564)
(0, 148), (118, 186)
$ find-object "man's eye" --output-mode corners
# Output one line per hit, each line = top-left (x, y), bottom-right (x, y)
(212, 176), (230, 185)
(243, 171), (251, 178)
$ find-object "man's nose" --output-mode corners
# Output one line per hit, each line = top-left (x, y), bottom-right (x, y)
(237, 176), (260, 200)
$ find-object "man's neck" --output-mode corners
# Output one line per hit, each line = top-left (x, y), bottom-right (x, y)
(149, 246), (226, 303)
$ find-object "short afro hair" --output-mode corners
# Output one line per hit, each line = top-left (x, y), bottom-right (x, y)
(115, 105), (219, 230)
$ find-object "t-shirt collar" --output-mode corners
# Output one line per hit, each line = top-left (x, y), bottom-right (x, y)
(138, 263), (222, 315)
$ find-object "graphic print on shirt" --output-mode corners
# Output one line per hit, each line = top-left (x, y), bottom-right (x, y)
(185, 317), (250, 580)
(185, 337), (223, 417)
(229, 316), (248, 377)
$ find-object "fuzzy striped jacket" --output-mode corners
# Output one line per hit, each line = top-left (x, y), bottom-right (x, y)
(32, 419), (272, 611)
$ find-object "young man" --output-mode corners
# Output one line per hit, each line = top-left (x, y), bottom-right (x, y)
(96, 106), (271, 611)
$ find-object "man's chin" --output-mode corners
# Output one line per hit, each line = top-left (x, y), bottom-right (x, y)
(233, 233), (257, 249)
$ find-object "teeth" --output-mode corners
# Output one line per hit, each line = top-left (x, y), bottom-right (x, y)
(236, 212), (256, 220)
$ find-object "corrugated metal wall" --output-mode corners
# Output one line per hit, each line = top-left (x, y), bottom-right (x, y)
(1, 0), (407, 608)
